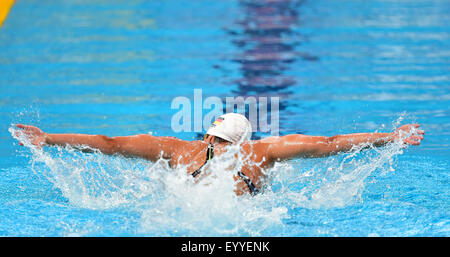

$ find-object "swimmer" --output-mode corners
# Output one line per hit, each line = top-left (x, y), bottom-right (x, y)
(14, 113), (425, 196)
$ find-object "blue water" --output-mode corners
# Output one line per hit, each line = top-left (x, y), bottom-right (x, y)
(0, 0), (449, 236)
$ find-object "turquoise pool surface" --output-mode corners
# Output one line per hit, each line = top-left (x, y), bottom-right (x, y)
(0, 0), (449, 236)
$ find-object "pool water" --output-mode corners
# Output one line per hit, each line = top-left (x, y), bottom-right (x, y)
(0, 0), (449, 236)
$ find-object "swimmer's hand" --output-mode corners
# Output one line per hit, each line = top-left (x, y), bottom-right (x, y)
(14, 124), (47, 147)
(394, 124), (425, 146)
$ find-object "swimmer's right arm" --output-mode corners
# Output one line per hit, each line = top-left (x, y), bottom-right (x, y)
(261, 124), (424, 162)
(14, 124), (187, 162)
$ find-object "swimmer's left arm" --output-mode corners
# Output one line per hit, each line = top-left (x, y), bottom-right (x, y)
(264, 124), (424, 161)
(14, 124), (188, 162)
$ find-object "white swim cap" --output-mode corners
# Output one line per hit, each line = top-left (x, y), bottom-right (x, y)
(206, 113), (252, 143)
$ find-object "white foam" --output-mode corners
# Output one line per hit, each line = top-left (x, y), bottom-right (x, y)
(9, 115), (419, 235)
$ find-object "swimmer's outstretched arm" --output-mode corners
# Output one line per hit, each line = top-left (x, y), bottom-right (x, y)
(14, 124), (187, 162)
(263, 124), (425, 161)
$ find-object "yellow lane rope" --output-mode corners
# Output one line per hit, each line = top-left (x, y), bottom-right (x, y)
(0, 0), (15, 28)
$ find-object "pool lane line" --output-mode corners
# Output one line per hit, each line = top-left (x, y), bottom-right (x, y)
(0, 0), (15, 28)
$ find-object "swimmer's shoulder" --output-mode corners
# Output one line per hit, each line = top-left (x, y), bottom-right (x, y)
(172, 138), (207, 155)
(241, 136), (288, 162)
(241, 137), (279, 156)
(243, 136), (284, 148)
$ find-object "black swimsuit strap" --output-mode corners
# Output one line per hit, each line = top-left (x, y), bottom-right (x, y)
(237, 171), (260, 196)
(191, 143), (260, 196)
(191, 143), (214, 177)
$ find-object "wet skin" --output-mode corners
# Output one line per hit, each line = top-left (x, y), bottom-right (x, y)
(14, 124), (425, 195)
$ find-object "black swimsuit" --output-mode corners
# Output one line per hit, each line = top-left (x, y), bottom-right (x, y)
(191, 143), (260, 196)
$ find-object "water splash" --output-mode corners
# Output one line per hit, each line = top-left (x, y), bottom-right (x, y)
(9, 115), (420, 235)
